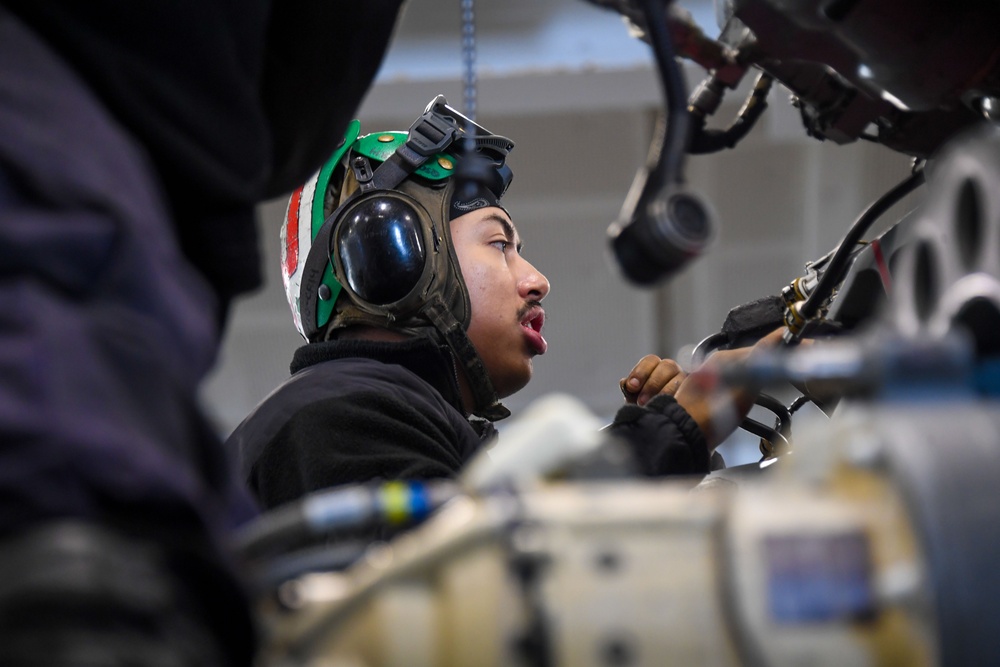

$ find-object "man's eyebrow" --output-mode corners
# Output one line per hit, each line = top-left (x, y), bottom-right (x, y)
(481, 211), (523, 252)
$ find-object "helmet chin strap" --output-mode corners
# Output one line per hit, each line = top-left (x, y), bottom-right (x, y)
(422, 296), (510, 421)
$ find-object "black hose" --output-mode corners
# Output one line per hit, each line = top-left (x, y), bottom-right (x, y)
(689, 73), (773, 155)
(235, 481), (458, 560)
(754, 392), (792, 437)
(787, 394), (814, 415)
(638, 0), (689, 188)
(236, 501), (316, 561)
(740, 416), (789, 450)
(790, 168), (926, 339)
(693, 331), (728, 364)
(248, 541), (370, 591)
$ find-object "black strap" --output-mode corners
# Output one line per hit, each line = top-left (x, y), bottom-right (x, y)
(423, 297), (510, 421)
(299, 204), (342, 341)
(368, 106), (459, 191)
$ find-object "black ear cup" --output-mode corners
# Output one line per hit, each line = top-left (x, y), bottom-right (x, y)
(335, 192), (430, 309)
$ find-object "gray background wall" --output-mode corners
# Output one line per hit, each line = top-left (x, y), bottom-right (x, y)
(201, 0), (917, 462)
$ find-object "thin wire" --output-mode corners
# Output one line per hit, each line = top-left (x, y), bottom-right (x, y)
(461, 0), (477, 122)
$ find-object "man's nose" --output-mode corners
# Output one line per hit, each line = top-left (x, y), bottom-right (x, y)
(518, 259), (550, 300)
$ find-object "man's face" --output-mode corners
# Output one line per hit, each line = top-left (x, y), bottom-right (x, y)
(450, 207), (550, 399)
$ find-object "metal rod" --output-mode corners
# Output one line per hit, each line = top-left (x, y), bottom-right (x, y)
(461, 0), (477, 121)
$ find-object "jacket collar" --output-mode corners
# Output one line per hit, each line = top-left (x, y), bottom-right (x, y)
(290, 336), (466, 415)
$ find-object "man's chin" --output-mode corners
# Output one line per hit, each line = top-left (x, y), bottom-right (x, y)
(494, 365), (532, 400)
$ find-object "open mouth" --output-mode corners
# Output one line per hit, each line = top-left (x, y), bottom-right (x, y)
(522, 309), (544, 333)
(520, 306), (547, 355)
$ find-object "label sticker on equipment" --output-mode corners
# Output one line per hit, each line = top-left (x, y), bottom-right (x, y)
(764, 531), (875, 623)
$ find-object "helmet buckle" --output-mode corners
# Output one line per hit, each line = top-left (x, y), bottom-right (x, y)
(351, 156), (376, 192)
(404, 107), (459, 160)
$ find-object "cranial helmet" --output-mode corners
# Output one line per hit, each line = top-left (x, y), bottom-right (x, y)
(280, 96), (515, 420)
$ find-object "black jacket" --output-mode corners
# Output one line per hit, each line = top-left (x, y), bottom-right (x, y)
(230, 337), (713, 510)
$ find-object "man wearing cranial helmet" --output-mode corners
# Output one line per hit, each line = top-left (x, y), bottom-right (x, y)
(228, 96), (773, 509)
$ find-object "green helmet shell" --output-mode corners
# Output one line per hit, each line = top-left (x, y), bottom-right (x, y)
(280, 122), (467, 339)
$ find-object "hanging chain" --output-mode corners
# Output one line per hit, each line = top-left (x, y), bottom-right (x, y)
(461, 0), (477, 122)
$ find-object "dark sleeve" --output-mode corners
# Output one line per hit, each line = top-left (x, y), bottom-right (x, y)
(607, 394), (711, 477)
(249, 391), (473, 509)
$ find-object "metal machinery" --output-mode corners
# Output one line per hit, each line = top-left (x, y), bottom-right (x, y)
(241, 2), (1000, 665)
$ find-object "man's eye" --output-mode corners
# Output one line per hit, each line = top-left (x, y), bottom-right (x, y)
(490, 240), (509, 251)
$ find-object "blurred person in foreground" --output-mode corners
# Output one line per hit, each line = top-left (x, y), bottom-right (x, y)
(0, 0), (406, 662)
